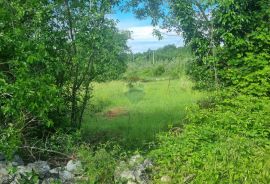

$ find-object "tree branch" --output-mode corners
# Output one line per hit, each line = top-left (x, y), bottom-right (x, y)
(194, 1), (210, 23)
(19, 146), (72, 159)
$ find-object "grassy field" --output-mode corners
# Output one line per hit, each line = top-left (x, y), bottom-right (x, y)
(82, 77), (202, 149)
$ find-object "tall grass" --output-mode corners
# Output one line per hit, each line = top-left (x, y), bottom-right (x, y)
(82, 78), (202, 150)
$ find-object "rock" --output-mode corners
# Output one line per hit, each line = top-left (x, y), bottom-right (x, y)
(133, 165), (148, 184)
(129, 154), (143, 166)
(27, 161), (50, 178)
(0, 153), (5, 161)
(59, 170), (74, 182)
(183, 174), (196, 183)
(1, 175), (16, 184)
(161, 175), (171, 183)
(16, 165), (32, 176)
(143, 159), (153, 168)
(12, 155), (24, 166)
(0, 163), (8, 184)
(115, 155), (152, 184)
(127, 181), (137, 184)
(50, 167), (62, 174)
(42, 177), (61, 184)
(120, 170), (136, 181)
(66, 160), (82, 174)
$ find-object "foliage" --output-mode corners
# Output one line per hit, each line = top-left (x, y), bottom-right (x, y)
(0, 125), (21, 159)
(127, 0), (219, 87)
(153, 65), (165, 76)
(0, 0), (128, 157)
(76, 143), (124, 183)
(149, 93), (270, 183)
(214, 0), (270, 96)
(124, 46), (192, 81)
(128, 0), (270, 94)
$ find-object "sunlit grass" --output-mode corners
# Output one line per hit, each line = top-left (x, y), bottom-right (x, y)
(82, 77), (203, 149)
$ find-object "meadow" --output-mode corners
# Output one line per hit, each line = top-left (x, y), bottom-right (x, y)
(82, 77), (202, 149)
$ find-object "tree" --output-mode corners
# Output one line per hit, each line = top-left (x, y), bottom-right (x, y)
(126, 0), (270, 93)
(126, 0), (219, 88)
(0, 0), (129, 156)
(213, 0), (270, 96)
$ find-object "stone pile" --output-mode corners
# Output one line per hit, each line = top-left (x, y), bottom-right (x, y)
(114, 154), (153, 184)
(0, 153), (82, 184)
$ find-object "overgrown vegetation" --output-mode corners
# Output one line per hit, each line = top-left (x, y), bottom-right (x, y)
(149, 92), (270, 183)
(124, 46), (191, 81)
(0, 0), (128, 158)
(128, 0), (270, 182)
(0, 0), (269, 183)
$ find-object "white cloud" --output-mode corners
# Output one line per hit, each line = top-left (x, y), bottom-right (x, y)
(124, 26), (183, 53)
(128, 26), (156, 40)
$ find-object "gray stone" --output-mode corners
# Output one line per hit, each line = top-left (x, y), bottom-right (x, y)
(127, 181), (137, 184)
(12, 155), (24, 166)
(66, 160), (82, 174)
(183, 174), (196, 183)
(120, 170), (136, 181)
(1, 175), (16, 184)
(42, 177), (61, 184)
(27, 161), (50, 177)
(16, 165), (32, 177)
(0, 163), (9, 184)
(129, 154), (143, 166)
(134, 165), (147, 184)
(0, 153), (5, 161)
(0, 167), (8, 178)
(115, 155), (153, 184)
(59, 170), (74, 182)
(160, 175), (171, 183)
(143, 159), (153, 168)
(49, 167), (62, 174)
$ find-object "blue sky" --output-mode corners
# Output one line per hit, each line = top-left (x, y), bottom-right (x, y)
(112, 11), (184, 53)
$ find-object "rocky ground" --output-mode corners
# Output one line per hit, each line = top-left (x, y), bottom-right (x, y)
(0, 153), (154, 184)
(0, 153), (83, 184)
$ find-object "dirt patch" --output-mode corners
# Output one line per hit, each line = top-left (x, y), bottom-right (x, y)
(104, 107), (129, 119)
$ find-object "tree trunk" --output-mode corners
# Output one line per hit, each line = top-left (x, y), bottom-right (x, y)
(64, 0), (79, 128)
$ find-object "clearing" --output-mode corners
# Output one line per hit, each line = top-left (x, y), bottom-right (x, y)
(82, 77), (202, 149)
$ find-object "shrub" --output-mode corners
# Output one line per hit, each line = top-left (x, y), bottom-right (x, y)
(153, 65), (165, 76)
(149, 92), (270, 183)
(76, 143), (125, 183)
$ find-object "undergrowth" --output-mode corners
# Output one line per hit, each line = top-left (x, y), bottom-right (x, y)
(149, 91), (270, 183)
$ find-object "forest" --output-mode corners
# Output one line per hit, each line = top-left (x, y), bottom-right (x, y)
(0, 0), (269, 183)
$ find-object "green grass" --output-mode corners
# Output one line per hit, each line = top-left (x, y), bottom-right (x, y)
(82, 77), (202, 149)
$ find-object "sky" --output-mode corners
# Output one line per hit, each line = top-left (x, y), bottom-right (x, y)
(112, 11), (184, 53)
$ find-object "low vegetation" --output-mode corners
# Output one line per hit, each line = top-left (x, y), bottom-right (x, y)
(149, 92), (270, 183)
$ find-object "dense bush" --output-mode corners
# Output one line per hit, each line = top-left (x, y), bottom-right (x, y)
(153, 65), (165, 76)
(214, 0), (270, 96)
(0, 0), (129, 158)
(149, 93), (270, 183)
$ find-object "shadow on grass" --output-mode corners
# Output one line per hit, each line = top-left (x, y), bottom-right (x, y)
(124, 87), (145, 104)
(81, 109), (186, 151)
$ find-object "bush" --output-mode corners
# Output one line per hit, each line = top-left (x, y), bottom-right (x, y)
(76, 143), (125, 183)
(149, 92), (270, 183)
(153, 65), (165, 76)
